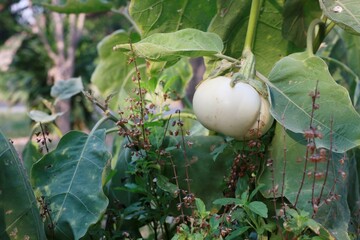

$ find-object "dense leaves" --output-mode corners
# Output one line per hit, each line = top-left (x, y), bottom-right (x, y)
(0, 130), (46, 240)
(2, 0), (360, 239)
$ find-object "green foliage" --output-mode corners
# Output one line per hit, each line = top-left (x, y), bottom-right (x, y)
(90, 30), (144, 109)
(283, 208), (336, 239)
(1, 0), (360, 239)
(282, 0), (322, 48)
(320, 0), (360, 35)
(129, 0), (216, 37)
(31, 130), (111, 239)
(267, 51), (360, 152)
(208, 0), (302, 76)
(259, 125), (351, 239)
(0, 130), (46, 239)
(166, 136), (233, 207)
(115, 29), (224, 62)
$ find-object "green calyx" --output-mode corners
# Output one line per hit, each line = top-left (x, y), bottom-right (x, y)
(229, 0), (267, 97)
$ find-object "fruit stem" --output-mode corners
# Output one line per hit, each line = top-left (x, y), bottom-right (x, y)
(306, 19), (325, 57)
(214, 53), (241, 64)
(243, 0), (262, 52)
(230, 0), (261, 88)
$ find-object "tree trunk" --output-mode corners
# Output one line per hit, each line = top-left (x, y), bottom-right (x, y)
(30, 0), (85, 133)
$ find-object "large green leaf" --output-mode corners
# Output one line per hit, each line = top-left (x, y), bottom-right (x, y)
(114, 29), (224, 62)
(0, 130), (46, 239)
(208, 0), (301, 76)
(31, 130), (111, 239)
(267, 51), (360, 152)
(259, 124), (351, 239)
(129, 0), (216, 37)
(42, 0), (112, 13)
(91, 30), (145, 109)
(320, 0), (360, 35)
(282, 0), (322, 48)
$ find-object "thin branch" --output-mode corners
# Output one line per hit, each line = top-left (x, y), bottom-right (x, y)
(318, 117), (333, 203)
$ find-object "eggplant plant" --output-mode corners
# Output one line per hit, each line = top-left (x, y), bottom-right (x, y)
(1, 0), (360, 239)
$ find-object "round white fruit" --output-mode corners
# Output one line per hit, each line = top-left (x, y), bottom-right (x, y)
(192, 76), (273, 140)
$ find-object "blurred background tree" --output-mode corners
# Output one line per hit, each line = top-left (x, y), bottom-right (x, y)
(0, 0), (128, 134)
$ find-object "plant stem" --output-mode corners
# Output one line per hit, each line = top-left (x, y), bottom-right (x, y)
(318, 117), (333, 204)
(162, 112), (197, 121)
(214, 53), (240, 63)
(306, 19), (325, 56)
(129, 42), (148, 144)
(89, 116), (112, 136)
(280, 123), (287, 214)
(294, 139), (310, 208)
(313, 17), (336, 51)
(243, 0), (261, 52)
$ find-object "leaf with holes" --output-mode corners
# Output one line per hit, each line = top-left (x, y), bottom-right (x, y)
(42, 0), (112, 13)
(320, 0), (360, 35)
(31, 130), (111, 239)
(114, 29), (223, 62)
(267, 51), (360, 152)
(0, 130), (46, 240)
